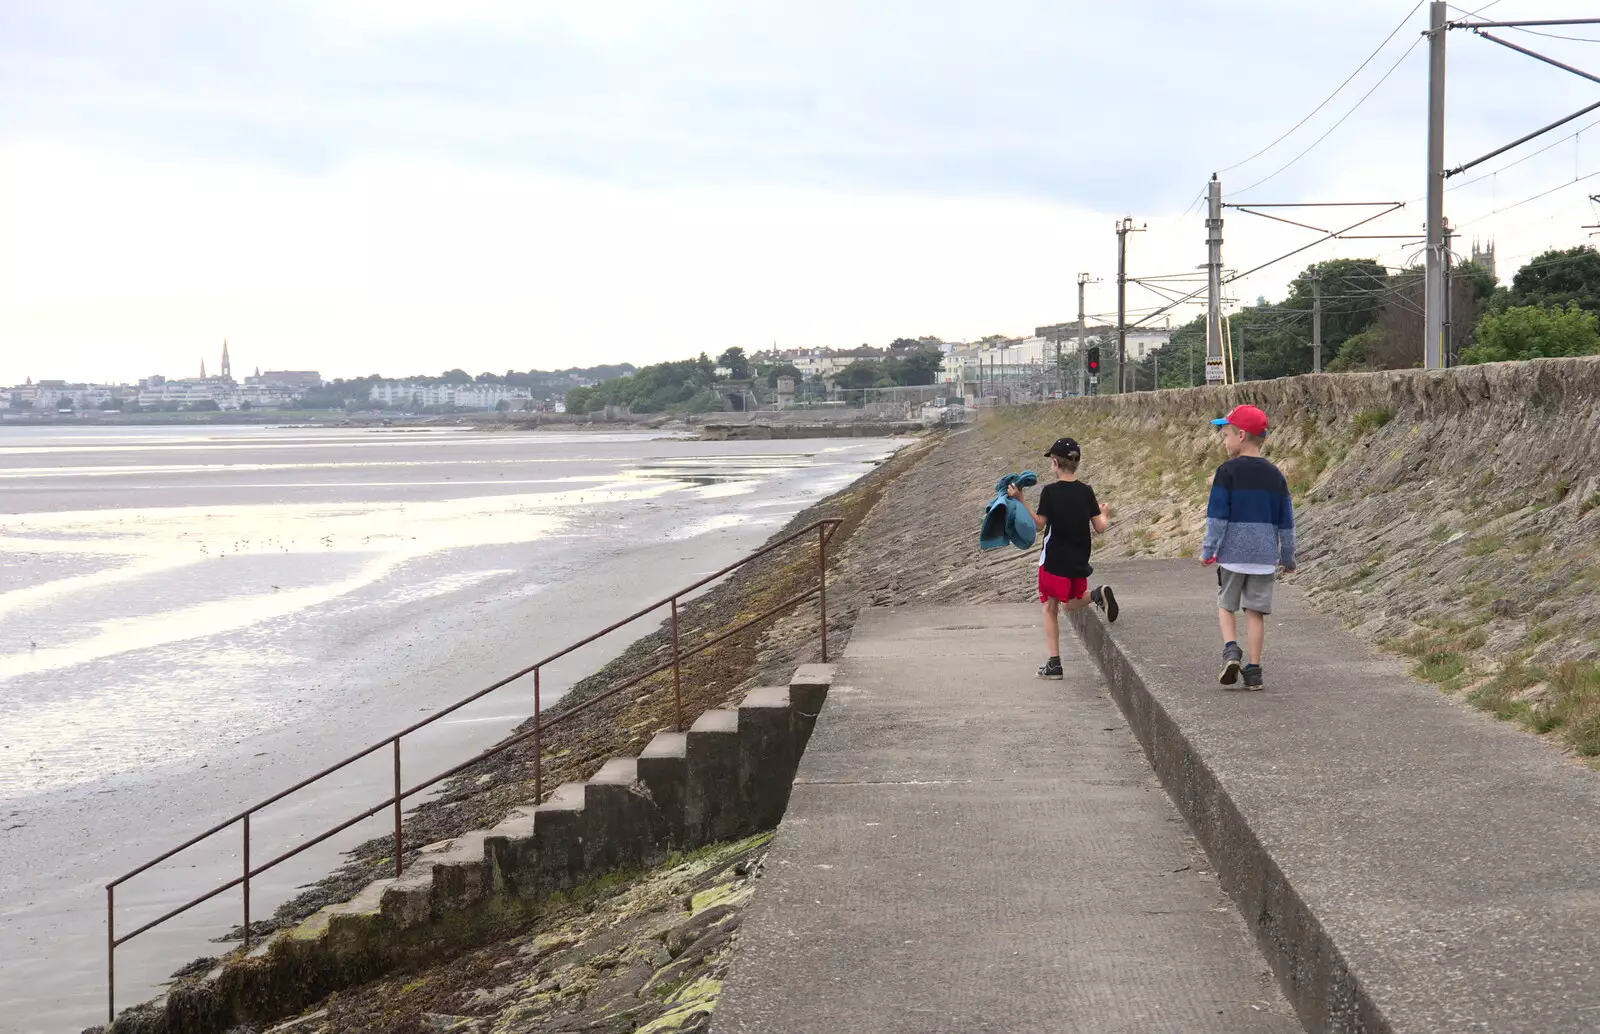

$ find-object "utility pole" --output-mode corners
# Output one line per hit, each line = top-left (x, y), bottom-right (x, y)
(1115, 218), (1142, 392)
(1444, 217), (1455, 366)
(1311, 267), (1323, 374)
(1424, 0), (1447, 370)
(1077, 273), (1097, 396)
(1205, 175), (1225, 385)
(1237, 325), (1245, 383)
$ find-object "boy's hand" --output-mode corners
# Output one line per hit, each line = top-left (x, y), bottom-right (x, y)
(1201, 556), (1217, 566)
(1099, 503), (1110, 516)
(1006, 484), (1022, 499)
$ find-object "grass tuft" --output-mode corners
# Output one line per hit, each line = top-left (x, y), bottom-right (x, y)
(1540, 661), (1600, 756)
(1464, 534), (1505, 557)
(1351, 407), (1394, 435)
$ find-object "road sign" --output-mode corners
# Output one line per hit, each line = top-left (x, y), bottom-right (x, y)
(1205, 356), (1225, 384)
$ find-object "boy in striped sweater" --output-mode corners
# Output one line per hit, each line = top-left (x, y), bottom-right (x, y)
(1200, 405), (1296, 690)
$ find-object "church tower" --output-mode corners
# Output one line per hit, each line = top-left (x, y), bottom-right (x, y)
(201, 358), (207, 379)
(1471, 237), (1497, 283)
(221, 340), (232, 380)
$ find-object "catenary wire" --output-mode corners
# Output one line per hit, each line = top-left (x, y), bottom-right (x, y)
(1217, 0), (1426, 176)
(1232, 35), (1427, 198)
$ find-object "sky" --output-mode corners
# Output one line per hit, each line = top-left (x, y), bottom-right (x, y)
(4, 0), (1600, 384)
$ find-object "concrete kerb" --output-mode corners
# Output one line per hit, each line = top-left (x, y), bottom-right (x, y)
(108, 664), (837, 1034)
(1068, 605), (1391, 1034)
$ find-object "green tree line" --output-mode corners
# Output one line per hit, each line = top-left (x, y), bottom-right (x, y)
(1135, 246), (1600, 387)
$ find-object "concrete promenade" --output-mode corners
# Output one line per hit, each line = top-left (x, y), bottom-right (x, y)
(1065, 561), (1600, 1033)
(714, 605), (1300, 1033)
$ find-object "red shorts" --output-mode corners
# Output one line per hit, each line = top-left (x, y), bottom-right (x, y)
(1038, 568), (1088, 603)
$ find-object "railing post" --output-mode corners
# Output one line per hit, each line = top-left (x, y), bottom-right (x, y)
(819, 523), (829, 663)
(671, 597), (683, 733)
(533, 667), (543, 802)
(392, 740), (402, 880)
(107, 885), (114, 1025)
(242, 813), (251, 952)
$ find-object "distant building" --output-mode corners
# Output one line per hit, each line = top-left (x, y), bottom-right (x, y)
(368, 381), (533, 411)
(247, 370), (322, 389)
(1471, 237), (1497, 283)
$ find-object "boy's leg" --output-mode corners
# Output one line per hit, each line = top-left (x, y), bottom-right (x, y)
(1042, 599), (1061, 657)
(1243, 610), (1265, 666)
(1216, 569), (1245, 685)
(1218, 607), (1238, 645)
(1240, 575), (1274, 688)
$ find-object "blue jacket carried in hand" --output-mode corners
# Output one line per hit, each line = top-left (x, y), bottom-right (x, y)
(980, 471), (1039, 550)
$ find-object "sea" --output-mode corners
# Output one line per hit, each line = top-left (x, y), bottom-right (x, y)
(0, 424), (906, 1033)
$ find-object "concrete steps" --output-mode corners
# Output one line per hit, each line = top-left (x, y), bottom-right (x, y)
(122, 665), (835, 1034)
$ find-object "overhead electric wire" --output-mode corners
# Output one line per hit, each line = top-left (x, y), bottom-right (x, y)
(1455, 167), (1600, 229)
(1233, 35), (1426, 198)
(1447, 2), (1599, 41)
(1426, 114), (1600, 200)
(1217, 0), (1426, 177)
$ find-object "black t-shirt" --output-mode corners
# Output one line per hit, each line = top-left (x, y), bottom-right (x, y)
(1037, 479), (1099, 578)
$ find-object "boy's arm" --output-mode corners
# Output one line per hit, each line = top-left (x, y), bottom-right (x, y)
(1006, 483), (1048, 530)
(1278, 487), (1297, 571)
(1200, 468), (1231, 562)
(1089, 488), (1108, 534)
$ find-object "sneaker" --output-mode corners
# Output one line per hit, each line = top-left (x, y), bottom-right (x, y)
(1091, 585), (1120, 623)
(1037, 658), (1064, 680)
(1219, 643), (1244, 686)
(1242, 664), (1265, 691)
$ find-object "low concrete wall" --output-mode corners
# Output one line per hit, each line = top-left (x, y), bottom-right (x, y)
(698, 422), (922, 441)
(110, 666), (836, 1034)
(1067, 607), (1379, 1032)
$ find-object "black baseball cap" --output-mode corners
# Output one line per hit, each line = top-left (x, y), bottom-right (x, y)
(1044, 437), (1081, 459)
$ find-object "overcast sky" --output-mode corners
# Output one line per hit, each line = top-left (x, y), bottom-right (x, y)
(4, 0), (1600, 383)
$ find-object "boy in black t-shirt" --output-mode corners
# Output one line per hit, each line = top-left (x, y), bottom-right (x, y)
(1007, 437), (1118, 679)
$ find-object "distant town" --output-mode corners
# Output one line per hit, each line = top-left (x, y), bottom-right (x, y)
(2, 326), (1172, 419)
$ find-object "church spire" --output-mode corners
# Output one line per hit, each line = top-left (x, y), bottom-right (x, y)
(201, 357), (207, 379)
(221, 339), (232, 380)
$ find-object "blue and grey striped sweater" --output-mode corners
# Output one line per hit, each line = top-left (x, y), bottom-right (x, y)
(1200, 456), (1297, 569)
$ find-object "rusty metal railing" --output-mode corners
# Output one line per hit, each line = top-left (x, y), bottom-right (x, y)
(105, 517), (841, 1023)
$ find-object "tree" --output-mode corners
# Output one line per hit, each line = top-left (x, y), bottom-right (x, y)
(495, 399), (511, 413)
(1460, 303), (1600, 364)
(716, 347), (751, 381)
(1504, 246), (1600, 314)
(897, 345), (944, 385)
(763, 362), (802, 387)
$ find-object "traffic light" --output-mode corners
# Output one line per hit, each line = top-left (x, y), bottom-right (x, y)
(1086, 347), (1100, 373)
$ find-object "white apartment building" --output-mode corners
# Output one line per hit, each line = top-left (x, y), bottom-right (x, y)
(368, 381), (533, 411)
(10, 383), (120, 410)
(136, 380), (301, 409)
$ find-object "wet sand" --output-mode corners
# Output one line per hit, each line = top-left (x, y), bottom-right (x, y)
(0, 425), (906, 1033)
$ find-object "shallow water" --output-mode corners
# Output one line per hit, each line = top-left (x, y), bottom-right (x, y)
(0, 424), (903, 1033)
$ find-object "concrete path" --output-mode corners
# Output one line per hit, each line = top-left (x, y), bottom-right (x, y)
(714, 605), (1300, 1034)
(1064, 561), (1600, 1034)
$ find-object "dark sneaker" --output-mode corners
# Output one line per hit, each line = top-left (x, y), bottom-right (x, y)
(1242, 664), (1264, 691)
(1219, 643), (1244, 686)
(1091, 585), (1120, 623)
(1037, 658), (1064, 680)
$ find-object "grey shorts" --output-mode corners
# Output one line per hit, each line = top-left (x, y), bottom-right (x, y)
(1217, 568), (1275, 614)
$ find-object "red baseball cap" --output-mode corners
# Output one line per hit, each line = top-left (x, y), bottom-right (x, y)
(1211, 404), (1268, 437)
